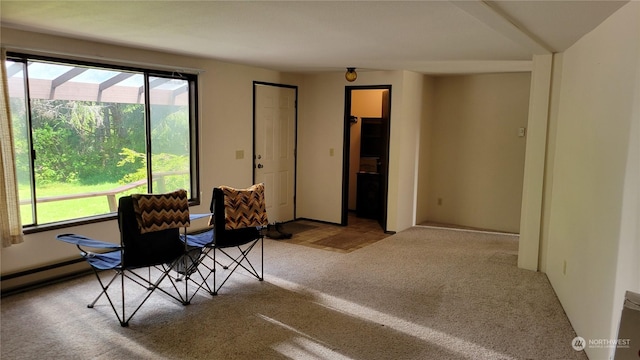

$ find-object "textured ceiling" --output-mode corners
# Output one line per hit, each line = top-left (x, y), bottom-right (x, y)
(0, 0), (629, 74)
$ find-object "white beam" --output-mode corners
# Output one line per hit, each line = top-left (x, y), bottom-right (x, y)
(452, 0), (554, 55)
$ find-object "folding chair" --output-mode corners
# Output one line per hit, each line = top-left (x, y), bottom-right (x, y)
(185, 183), (268, 295)
(56, 189), (196, 327)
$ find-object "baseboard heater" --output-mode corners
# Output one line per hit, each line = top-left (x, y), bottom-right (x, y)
(0, 258), (90, 297)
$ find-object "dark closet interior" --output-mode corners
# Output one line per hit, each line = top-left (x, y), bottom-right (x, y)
(356, 117), (384, 219)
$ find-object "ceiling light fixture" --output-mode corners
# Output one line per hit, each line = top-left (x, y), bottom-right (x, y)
(345, 67), (357, 82)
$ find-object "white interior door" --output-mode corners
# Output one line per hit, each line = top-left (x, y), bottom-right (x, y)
(254, 84), (296, 223)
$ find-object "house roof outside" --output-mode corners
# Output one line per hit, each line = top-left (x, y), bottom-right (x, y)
(5, 58), (189, 105)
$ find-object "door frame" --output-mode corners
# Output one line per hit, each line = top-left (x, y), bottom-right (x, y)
(342, 85), (392, 231)
(252, 81), (299, 220)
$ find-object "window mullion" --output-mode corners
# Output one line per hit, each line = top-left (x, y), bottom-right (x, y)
(189, 80), (198, 200)
(22, 59), (38, 225)
(143, 73), (153, 193)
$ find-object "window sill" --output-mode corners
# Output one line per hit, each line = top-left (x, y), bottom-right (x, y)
(23, 213), (118, 235)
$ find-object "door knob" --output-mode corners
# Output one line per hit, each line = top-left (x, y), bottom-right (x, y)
(256, 163), (264, 169)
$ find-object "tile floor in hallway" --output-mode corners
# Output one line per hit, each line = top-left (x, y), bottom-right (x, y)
(273, 213), (390, 253)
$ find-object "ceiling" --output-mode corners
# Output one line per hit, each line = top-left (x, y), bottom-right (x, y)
(0, 0), (629, 75)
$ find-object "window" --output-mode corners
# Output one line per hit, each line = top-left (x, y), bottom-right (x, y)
(5, 54), (199, 228)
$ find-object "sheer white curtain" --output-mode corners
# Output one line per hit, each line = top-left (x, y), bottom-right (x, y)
(0, 49), (24, 247)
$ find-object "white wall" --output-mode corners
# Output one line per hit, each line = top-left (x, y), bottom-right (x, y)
(393, 71), (429, 231)
(519, 55), (553, 270)
(415, 77), (436, 225)
(421, 73), (530, 233)
(296, 70), (426, 232)
(295, 73), (347, 224)
(543, 3), (640, 359)
(538, 53), (564, 274)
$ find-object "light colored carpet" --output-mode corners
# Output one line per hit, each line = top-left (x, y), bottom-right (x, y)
(1, 227), (588, 360)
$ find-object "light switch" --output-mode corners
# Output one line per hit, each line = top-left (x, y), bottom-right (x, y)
(329, 148), (334, 157)
(518, 127), (526, 137)
(236, 150), (244, 159)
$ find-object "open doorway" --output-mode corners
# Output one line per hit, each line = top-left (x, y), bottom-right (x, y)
(342, 85), (391, 231)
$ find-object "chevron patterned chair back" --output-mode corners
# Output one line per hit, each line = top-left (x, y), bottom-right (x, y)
(55, 189), (194, 326)
(219, 183), (269, 230)
(121, 190), (189, 267)
(131, 189), (190, 233)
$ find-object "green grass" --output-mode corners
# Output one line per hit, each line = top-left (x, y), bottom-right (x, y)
(19, 174), (190, 225)
(19, 182), (146, 225)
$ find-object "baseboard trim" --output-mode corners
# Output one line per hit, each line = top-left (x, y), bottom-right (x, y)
(1, 258), (90, 297)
